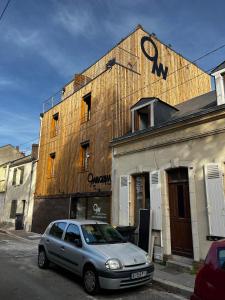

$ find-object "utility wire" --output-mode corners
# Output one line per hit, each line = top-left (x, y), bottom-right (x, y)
(0, 0), (12, 22)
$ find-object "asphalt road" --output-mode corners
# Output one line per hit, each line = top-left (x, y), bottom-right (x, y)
(0, 232), (187, 300)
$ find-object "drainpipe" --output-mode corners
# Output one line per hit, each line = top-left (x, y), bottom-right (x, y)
(26, 160), (35, 231)
(2, 162), (11, 223)
(38, 113), (44, 160)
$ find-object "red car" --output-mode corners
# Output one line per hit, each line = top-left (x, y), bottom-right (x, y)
(191, 239), (225, 300)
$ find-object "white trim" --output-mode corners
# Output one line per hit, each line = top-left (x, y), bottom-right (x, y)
(130, 99), (156, 112)
(211, 67), (225, 76)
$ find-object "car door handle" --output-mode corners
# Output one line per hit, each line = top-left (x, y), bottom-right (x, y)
(60, 246), (65, 251)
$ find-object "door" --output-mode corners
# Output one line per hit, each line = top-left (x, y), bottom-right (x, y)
(167, 168), (193, 258)
(62, 223), (84, 275)
(46, 222), (67, 265)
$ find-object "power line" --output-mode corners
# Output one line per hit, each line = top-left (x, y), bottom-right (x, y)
(37, 64), (217, 151)
(42, 39), (225, 111)
(0, 0), (12, 22)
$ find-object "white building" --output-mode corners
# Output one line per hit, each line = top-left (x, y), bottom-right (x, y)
(111, 61), (225, 263)
(3, 145), (38, 231)
(0, 145), (24, 222)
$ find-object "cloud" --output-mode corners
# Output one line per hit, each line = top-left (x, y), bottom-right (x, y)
(0, 78), (14, 87)
(3, 28), (75, 76)
(0, 109), (38, 142)
(54, 4), (97, 37)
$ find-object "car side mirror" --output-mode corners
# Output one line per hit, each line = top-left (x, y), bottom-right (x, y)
(74, 238), (82, 248)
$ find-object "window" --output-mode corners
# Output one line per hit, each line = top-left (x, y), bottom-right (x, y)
(218, 248), (225, 269)
(134, 105), (151, 131)
(49, 222), (66, 239)
(64, 224), (81, 244)
(81, 93), (91, 123)
(10, 200), (17, 218)
(19, 167), (24, 184)
(50, 113), (59, 138)
(80, 142), (89, 171)
(12, 169), (17, 185)
(47, 152), (56, 178)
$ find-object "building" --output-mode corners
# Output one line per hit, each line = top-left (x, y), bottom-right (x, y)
(111, 61), (225, 263)
(3, 144), (38, 231)
(33, 25), (211, 233)
(0, 145), (24, 222)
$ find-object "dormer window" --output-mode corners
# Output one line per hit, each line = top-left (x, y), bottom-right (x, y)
(134, 105), (151, 131)
(131, 97), (178, 133)
(131, 98), (154, 132)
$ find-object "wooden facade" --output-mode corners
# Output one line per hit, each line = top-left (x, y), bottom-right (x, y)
(35, 25), (211, 201)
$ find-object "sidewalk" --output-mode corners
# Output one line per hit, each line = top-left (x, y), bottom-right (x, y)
(153, 262), (195, 298)
(0, 228), (41, 242)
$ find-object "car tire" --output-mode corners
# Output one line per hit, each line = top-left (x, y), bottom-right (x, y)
(83, 266), (100, 295)
(38, 249), (49, 269)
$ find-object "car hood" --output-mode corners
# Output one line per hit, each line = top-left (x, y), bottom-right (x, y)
(91, 242), (147, 266)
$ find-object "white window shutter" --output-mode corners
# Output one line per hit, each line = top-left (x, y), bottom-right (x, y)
(204, 164), (225, 237)
(119, 175), (130, 225)
(150, 170), (162, 230)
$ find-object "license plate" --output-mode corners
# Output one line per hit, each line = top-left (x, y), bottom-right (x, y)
(131, 271), (147, 279)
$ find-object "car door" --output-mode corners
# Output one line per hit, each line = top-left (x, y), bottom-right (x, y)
(45, 221), (67, 266)
(61, 223), (84, 275)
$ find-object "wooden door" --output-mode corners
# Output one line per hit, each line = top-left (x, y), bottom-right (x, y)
(168, 168), (193, 258)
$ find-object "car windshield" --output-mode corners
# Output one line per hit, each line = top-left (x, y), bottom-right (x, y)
(81, 224), (125, 244)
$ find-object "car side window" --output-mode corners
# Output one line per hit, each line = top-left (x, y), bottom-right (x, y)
(218, 248), (225, 269)
(64, 224), (81, 245)
(49, 222), (66, 239)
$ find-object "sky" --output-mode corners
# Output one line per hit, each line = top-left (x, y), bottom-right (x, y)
(0, 0), (225, 153)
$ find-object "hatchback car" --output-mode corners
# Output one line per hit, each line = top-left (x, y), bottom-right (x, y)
(191, 239), (225, 300)
(38, 219), (154, 294)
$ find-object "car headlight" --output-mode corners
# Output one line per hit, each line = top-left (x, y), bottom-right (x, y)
(146, 254), (151, 264)
(105, 258), (122, 270)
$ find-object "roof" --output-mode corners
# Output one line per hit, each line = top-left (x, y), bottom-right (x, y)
(172, 90), (217, 119)
(112, 90), (218, 144)
(10, 154), (34, 167)
(131, 97), (178, 111)
(211, 60), (225, 74)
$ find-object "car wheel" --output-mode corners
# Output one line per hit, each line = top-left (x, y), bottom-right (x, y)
(83, 267), (99, 295)
(38, 249), (49, 269)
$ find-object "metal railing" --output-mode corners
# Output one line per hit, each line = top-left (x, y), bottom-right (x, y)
(42, 47), (139, 113)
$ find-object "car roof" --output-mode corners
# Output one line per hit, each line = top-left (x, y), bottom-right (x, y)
(52, 219), (108, 225)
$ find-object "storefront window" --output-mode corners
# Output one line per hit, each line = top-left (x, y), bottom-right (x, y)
(71, 196), (111, 223)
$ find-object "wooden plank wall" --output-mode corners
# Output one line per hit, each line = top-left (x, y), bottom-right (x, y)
(35, 27), (211, 197)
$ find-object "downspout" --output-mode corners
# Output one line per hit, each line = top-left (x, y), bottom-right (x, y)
(2, 162), (11, 223)
(26, 160), (35, 231)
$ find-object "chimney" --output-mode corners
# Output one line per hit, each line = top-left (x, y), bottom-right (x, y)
(31, 144), (39, 160)
(211, 61), (225, 105)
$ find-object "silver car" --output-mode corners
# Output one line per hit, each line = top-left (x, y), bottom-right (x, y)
(38, 219), (154, 294)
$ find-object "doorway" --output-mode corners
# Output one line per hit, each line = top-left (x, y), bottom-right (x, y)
(167, 168), (193, 258)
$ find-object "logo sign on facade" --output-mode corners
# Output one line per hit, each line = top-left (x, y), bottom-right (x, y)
(88, 173), (111, 187)
(141, 36), (168, 80)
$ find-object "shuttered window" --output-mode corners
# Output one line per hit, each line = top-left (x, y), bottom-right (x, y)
(119, 175), (130, 226)
(150, 170), (162, 230)
(204, 164), (225, 237)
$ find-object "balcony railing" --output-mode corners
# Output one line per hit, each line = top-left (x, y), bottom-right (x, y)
(42, 46), (139, 113)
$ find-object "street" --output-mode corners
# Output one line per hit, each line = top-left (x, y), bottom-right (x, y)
(0, 232), (186, 300)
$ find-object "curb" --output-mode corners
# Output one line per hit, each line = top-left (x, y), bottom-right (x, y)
(153, 277), (193, 298)
(0, 229), (37, 243)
